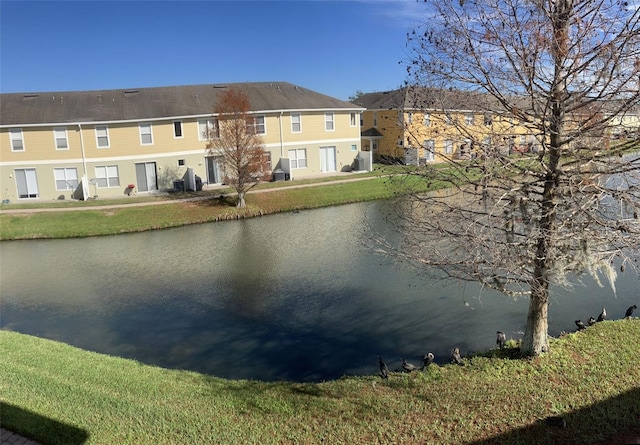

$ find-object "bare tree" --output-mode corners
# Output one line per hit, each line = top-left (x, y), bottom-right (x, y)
(378, 0), (640, 355)
(206, 88), (270, 208)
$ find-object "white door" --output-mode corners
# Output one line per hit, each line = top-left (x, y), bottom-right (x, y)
(15, 168), (39, 199)
(319, 146), (336, 172)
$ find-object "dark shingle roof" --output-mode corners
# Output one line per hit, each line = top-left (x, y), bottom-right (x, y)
(352, 86), (500, 113)
(0, 82), (363, 126)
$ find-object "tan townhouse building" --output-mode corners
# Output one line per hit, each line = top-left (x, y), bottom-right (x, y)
(0, 82), (368, 202)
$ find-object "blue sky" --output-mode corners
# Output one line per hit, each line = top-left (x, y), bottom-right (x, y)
(0, 1), (428, 100)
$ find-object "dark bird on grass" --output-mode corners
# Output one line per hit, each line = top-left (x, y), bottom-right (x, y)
(451, 347), (464, 366)
(597, 307), (607, 322)
(496, 331), (507, 349)
(625, 304), (637, 318)
(588, 316), (596, 326)
(421, 352), (435, 370)
(575, 320), (587, 331)
(402, 358), (418, 372)
(378, 355), (389, 379)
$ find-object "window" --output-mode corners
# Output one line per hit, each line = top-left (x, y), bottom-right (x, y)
(444, 139), (453, 154)
(248, 115), (266, 135)
(198, 119), (219, 140)
(95, 165), (119, 188)
(54, 127), (68, 150)
(173, 121), (183, 138)
(324, 113), (334, 131)
(9, 129), (24, 151)
(424, 114), (431, 127)
(465, 113), (475, 126)
(373, 112), (378, 127)
(484, 114), (493, 126)
(422, 140), (435, 162)
(15, 168), (38, 198)
(407, 112), (413, 124)
(288, 148), (307, 169)
(95, 126), (110, 148)
(291, 113), (301, 133)
(351, 144), (357, 151)
(139, 123), (153, 145)
(178, 159), (185, 166)
(54, 168), (78, 190)
(350, 112), (357, 127)
(372, 140), (379, 151)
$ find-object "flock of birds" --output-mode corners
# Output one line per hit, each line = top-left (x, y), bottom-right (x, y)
(378, 304), (637, 380)
(574, 304), (637, 331)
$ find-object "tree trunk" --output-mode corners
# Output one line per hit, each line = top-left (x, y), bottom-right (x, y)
(236, 191), (246, 208)
(521, 286), (549, 355)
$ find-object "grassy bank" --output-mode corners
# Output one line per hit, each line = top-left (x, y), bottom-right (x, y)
(2, 322), (639, 445)
(0, 171), (428, 240)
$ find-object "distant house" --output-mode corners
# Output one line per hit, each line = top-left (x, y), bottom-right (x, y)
(0, 82), (368, 201)
(354, 86), (639, 166)
(354, 86), (541, 165)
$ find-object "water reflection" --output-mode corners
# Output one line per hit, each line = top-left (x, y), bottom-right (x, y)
(1, 201), (638, 382)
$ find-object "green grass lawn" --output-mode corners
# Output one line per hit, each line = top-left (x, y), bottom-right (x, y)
(0, 173), (428, 240)
(2, 321), (639, 445)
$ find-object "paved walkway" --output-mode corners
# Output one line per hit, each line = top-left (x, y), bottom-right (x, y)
(0, 171), (380, 214)
(0, 428), (42, 445)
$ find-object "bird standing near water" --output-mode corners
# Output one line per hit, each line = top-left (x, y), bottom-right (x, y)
(588, 316), (596, 326)
(451, 347), (464, 366)
(421, 352), (435, 370)
(625, 304), (637, 318)
(378, 356), (389, 379)
(597, 307), (607, 322)
(575, 320), (587, 331)
(402, 358), (417, 372)
(496, 331), (507, 349)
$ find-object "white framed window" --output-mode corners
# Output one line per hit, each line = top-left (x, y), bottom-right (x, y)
(324, 113), (334, 131)
(173, 121), (183, 138)
(423, 139), (435, 161)
(350, 112), (357, 127)
(465, 113), (475, 126)
(54, 167), (78, 190)
(95, 125), (110, 148)
(53, 127), (69, 150)
(407, 112), (413, 124)
(288, 148), (307, 169)
(178, 159), (185, 166)
(351, 144), (357, 151)
(444, 139), (453, 155)
(9, 129), (24, 151)
(291, 113), (301, 133)
(95, 165), (120, 188)
(373, 112), (378, 127)
(372, 140), (379, 151)
(139, 123), (153, 145)
(424, 114), (431, 127)
(198, 119), (219, 140)
(14, 168), (38, 198)
(248, 115), (266, 135)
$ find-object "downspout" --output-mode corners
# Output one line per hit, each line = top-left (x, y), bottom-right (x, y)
(78, 123), (89, 201)
(279, 111), (284, 157)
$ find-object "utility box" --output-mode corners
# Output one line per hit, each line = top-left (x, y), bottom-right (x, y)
(173, 179), (185, 192)
(272, 169), (285, 181)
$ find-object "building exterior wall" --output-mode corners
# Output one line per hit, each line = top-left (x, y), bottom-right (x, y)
(1, 108), (362, 202)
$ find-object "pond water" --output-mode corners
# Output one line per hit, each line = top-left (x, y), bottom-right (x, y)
(1, 200), (638, 382)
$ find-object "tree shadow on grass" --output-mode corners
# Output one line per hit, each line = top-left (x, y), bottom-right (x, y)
(0, 403), (89, 445)
(466, 387), (640, 445)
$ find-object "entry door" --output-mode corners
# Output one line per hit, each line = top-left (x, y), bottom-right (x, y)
(319, 146), (336, 172)
(135, 162), (158, 192)
(15, 168), (39, 198)
(206, 156), (223, 184)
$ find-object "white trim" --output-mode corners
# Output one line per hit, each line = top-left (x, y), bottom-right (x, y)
(0, 149), (209, 167)
(324, 112), (335, 132)
(173, 120), (184, 139)
(290, 112), (302, 133)
(9, 128), (25, 151)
